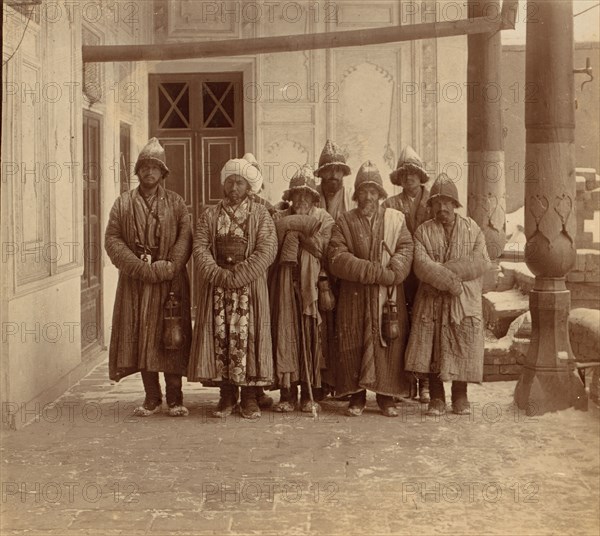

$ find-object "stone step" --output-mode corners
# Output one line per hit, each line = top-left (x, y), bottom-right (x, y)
(483, 288), (530, 338)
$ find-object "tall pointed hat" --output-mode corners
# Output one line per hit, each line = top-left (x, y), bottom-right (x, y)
(353, 160), (388, 200)
(282, 165), (320, 203)
(315, 139), (351, 178)
(389, 145), (429, 185)
(134, 137), (169, 176)
(427, 173), (462, 207)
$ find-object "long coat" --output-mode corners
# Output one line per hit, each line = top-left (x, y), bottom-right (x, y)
(188, 199), (277, 385)
(269, 207), (335, 388)
(328, 207), (414, 397)
(405, 215), (490, 382)
(105, 186), (192, 381)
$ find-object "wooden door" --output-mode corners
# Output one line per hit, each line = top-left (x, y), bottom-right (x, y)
(148, 72), (245, 315)
(81, 112), (103, 355)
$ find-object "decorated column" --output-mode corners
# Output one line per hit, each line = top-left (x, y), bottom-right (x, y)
(467, 0), (506, 280)
(514, 0), (587, 414)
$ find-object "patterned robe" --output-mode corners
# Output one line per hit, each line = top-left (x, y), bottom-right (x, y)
(328, 207), (414, 397)
(188, 198), (277, 386)
(405, 215), (490, 382)
(105, 186), (192, 381)
(269, 207), (335, 388)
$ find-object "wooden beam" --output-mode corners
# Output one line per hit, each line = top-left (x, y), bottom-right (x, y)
(83, 17), (502, 63)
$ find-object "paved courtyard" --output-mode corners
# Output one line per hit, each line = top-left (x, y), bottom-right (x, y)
(1, 353), (599, 536)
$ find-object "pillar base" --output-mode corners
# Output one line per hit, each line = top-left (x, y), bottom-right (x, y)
(514, 366), (588, 415)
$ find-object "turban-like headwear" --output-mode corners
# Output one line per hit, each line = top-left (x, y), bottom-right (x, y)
(220, 158), (263, 194)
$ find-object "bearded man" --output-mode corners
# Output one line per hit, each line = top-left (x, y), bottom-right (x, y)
(328, 161), (413, 417)
(405, 174), (491, 416)
(105, 138), (192, 417)
(270, 165), (335, 413)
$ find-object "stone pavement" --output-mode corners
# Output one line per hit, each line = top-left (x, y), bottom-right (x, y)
(1, 353), (599, 536)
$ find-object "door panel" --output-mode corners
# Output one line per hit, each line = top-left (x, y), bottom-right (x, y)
(81, 112), (103, 355)
(149, 72), (245, 317)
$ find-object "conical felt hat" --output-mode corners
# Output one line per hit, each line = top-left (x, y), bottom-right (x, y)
(134, 137), (169, 176)
(315, 139), (351, 178)
(389, 145), (429, 185)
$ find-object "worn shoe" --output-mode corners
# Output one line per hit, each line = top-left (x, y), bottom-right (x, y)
(426, 398), (447, 416)
(273, 400), (296, 413)
(240, 397), (261, 420)
(256, 391), (274, 409)
(167, 405), (189, 417)
(133, 399), (162, 417)
(346, 405), (365, 417)
(346, 390), (367, 417)
(212, 397), (237, 418)
(452, 397), (471, 415)
(376, 394), (398, 417)
(300, 400), (321, 414)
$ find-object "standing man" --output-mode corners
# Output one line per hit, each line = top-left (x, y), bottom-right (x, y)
(383, 146), (431, 403)
(270, 165), (335, 413)
(314, 139), (354, 395)
(188, 157), (278, 420)
(405, 174), (491, 416)
(105, 138), (192, 417)
(328, 161), (413, 417)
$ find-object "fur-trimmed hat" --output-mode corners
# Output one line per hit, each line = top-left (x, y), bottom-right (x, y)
(389, 146), (429, 185)
(282, 165), (320, 203)
(314, 139), (351, 178)
(427, 173), (462, 208)
(220, 158), (263, 194)
(134, 137), (169, 177)
(353, 160), (388, 200)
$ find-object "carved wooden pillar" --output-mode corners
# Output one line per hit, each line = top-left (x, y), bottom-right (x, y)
(467, 0), (506, 277)
(514, 0), (587, 414)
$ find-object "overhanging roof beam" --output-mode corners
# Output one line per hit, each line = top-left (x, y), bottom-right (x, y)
(83, 16), (507, 63)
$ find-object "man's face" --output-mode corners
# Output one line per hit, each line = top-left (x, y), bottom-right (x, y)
(356, 185), (380, 217)
(402, 173), (421, 196)
(138, 163), (163, 190)
(290, 191), (314, 215)
(432, 197), (457, 224)
(320, 167), (344, 195)
(223, 175), (250, 204)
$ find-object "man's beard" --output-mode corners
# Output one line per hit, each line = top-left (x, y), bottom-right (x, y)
(322, 180), (342, 196)
(435, 211), (453, 224)
(358, 200), (377, 217)
(293, 203), (311, 215)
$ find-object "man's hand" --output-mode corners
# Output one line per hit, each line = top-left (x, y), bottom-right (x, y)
(152, 260), (175, 281)
(447, 273), (463, 296)
(213, 267), (232, 288)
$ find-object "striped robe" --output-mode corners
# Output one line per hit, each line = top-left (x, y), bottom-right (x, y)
(405, 215), (490, 382)
(188, 198), (277, 386)
(105, 186), (192, 381)
(328, 206), (413, 397)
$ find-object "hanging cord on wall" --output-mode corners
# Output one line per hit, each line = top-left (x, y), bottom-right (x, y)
(383, 81), (396, 170)
(3, 6), (35, 66)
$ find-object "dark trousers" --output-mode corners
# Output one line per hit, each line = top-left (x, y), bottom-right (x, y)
(428, 374), (468, 402)
(141, 371), (183, 407)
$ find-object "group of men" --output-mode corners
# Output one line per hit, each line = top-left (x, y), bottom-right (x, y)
(105, 137), (490, 420)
